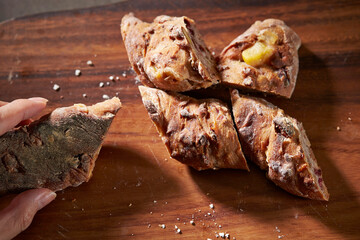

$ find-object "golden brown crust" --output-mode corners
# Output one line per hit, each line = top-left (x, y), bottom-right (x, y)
(230, 89), (277, 170)
(231, 89), (329, 200)
(121, 13), (154, 87)
(121, 13), (220, 92)
(220, 19), (301, 98)
(51, 97), (122, 122)
(139, 86), (248, 171)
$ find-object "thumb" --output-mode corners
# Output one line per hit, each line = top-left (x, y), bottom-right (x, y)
(0, 189), (56, 240)
(0, 97), (48, 136)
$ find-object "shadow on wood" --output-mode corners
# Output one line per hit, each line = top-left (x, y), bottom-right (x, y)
(13, 146), (181, 239)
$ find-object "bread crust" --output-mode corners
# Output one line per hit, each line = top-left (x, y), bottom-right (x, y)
(219, 19), (301, 98)
(121, 13), (220, 92)
(231, 89), (329, 200)
(0, 98), (121, 195)
(139, 86), (248, 171)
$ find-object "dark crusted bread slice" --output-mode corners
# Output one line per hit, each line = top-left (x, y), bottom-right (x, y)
(139, 86), (248, 171)
(0, 97), (121, 195)
(121, 13), (220, 92)
(219, 19), (301, 98)
(231, 89), (329, 200)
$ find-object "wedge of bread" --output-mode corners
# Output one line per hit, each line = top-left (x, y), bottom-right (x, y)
(139, 86), (248, 171)
(219, 19), (301, 98)
(0, 98), (121, 195)
(121, 13), (220, 92)
(231, 89), (329, 200)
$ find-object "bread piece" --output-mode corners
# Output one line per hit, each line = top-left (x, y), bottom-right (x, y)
(219, 19), (301, 98)
(0, 98), (121, 195)
(139, 86), (248, 171)
(121, 13), (220, 92)
(231, 90), (278, 170)
(231, 89), (329, 200)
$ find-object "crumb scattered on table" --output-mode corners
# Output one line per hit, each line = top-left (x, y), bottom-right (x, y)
(174, 225), (181, 234)
(53, 84), (60, 91)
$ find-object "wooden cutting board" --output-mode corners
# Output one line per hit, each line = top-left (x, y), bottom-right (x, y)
(0, 0), (359, 239)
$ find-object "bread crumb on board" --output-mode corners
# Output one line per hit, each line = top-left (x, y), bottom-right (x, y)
(174, 225), (182, 234)
(75, 69), (81, 76)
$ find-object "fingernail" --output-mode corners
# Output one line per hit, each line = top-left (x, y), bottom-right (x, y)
(28, 97), (48, 104)
(37, 191), (56, 210)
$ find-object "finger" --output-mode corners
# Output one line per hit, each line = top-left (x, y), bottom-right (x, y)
(0, 189), (56, 240)
(0, 101), (7, 107)
(0, 97), (48, 136)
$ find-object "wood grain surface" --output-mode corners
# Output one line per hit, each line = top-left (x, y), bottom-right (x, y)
(0, 0), (360, 239)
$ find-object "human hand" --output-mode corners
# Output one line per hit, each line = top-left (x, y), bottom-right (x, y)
(0, 98), (57, 240)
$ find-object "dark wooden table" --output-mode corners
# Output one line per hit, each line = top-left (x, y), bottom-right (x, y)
(0, 0), (359, 239)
